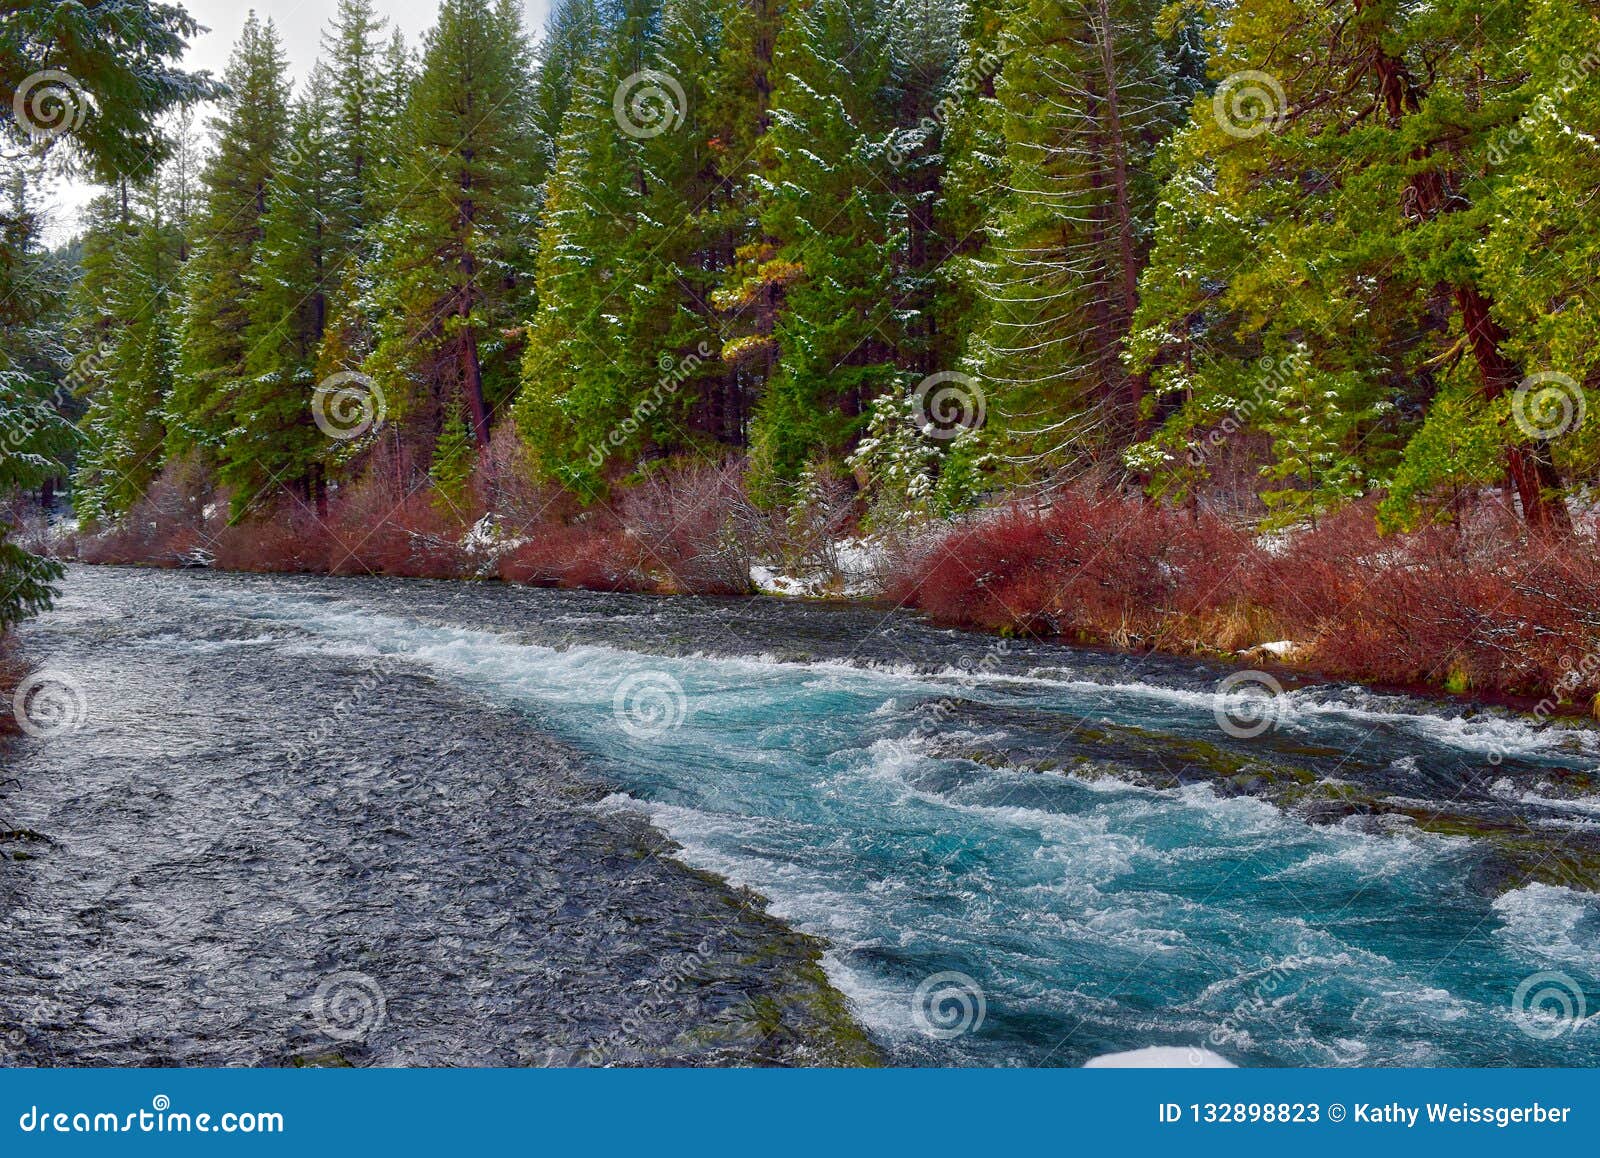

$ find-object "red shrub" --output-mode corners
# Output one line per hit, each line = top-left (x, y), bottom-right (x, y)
(891, 487), (1600, 705)
(323, 487), (473, 579)
(617, 460), (757, 596)
(496, 521), (642, 590)
(208, 503), (332, 573)
(75, 456), (215, 567)
(887, 489), (1264, 649)
(1264, 502), (1600, 699)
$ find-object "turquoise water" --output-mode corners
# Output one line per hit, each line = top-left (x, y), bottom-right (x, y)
(184, 578), (1600, 1067)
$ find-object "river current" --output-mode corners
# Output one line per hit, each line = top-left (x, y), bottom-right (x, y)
(3, 567), (1598, 1066)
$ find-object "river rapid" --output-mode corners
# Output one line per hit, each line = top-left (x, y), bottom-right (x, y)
(3, 566), (1598, 1066)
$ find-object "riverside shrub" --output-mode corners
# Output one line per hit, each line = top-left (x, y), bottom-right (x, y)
(888, 489), (1600, 706)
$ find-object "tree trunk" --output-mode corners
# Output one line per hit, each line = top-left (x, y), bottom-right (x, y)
(1362, 2), (1568, 530)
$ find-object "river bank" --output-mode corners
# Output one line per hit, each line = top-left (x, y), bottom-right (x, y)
(56, 478), (1600, 718)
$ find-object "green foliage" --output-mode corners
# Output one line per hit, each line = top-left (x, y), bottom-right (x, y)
(72, 184), (182, 523)
(170, 13), (291, 459)
(847, 386), (988, 525)
(2, 0), (209, 627)
(0, 0), (222, 182)
(429, 399), (477, 515)
(367, 0), (536, 446)
(55, 0), (1600, 588)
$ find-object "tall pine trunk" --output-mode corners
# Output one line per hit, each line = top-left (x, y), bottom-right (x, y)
(1362, 2), (1568, 531)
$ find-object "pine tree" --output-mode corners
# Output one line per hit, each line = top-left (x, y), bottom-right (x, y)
(72, 182), (183, 522)
(367, 0), (537, 453)
(741, 0), (906, 500)
(0, 167), (72, 626)
(1, 0), (221, 182)
(3, 0), (213, 626)
(225, 64), (344, 517)
(961, 0), (1188, 479)
(169, 14), (291, 460)
(317, 0), (404, 376)
(1127, 0), (1576, 529)
(429, 397), (476, 516)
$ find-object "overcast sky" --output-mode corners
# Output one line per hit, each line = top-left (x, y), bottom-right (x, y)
(43, 0), (554, 242)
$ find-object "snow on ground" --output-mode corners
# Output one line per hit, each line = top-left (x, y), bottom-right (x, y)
(750, 537), (886, 598)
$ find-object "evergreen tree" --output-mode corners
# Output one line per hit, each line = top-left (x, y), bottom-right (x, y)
(2, 1), (211, 626)
(317, 0), (404, 376)
(367, 0), (536, 452)
(226, 64), (344, 516)
(1, 0), (220, 182)
(961, 0), (1188, 479)
(429, 397), (476, 515)
(0, 167), (72, 626)
(517, 0), (776, 493)
(169, 14), (291, 459)
(741, 0), (906, 499)
(1127, 0), (1576, 529)
(72, 182), (183, 522)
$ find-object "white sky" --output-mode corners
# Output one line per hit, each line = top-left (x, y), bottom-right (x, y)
(42, 0), (553, 243)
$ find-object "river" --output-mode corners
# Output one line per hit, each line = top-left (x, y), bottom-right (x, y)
(3, 566), (1597, 1066)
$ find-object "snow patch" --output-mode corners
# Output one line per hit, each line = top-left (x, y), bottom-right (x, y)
(750, 536), (886, 598)
(1083, 1046), (1237, 1068)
